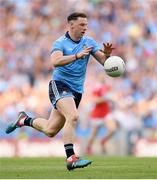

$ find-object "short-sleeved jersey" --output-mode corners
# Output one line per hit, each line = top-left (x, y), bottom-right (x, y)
(51, 32), (100, 93)
(90, 84), (111, 118)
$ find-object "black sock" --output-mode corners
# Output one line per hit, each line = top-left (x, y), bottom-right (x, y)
(64, 143), (75, 158)
(24, 116), (34, 127)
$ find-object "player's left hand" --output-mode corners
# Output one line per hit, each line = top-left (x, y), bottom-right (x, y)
(102, 43), (115, 57)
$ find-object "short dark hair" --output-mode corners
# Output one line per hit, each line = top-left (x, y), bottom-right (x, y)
(67, 12), (87, 22)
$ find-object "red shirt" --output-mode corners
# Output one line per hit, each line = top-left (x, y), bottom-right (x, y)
(90, 84), (111, 118)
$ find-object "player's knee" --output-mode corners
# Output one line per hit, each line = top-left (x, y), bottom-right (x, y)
(44, 128), (58, 137)
(108, 125), (117, 135)
(66, 112), (79, 124)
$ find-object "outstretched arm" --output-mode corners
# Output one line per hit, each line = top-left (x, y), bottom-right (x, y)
(92, 43), (115, 65)
(51, 47), (93, 67)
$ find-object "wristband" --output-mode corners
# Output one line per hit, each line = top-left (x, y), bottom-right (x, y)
(105, 54), (110, 59)
(75, 54), (78, 60)
(100, 50), (110, 58)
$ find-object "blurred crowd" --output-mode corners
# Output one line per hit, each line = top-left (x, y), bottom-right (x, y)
(0, 0), (157, 147)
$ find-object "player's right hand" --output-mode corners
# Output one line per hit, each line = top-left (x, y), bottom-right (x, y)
(76, 47), (93, 59)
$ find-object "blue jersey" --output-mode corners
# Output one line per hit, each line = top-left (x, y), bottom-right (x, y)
(51, 32), (100, 93)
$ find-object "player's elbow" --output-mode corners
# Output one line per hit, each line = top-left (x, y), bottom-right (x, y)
(52, 62), (60, 67)
(51, 52), (63, 67)
(51, 59), (61, 67)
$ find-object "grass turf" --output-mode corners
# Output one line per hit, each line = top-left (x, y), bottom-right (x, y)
(0, 156), (157, 179)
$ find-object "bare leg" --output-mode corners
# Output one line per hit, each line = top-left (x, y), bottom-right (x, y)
(101, 119), (117, 152)
(56, 97), (79, 144)
(86, 125), (100, 154)
(32, 108), (66, 137)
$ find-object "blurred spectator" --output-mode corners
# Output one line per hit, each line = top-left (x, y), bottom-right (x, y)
(0, 0), (157, 148)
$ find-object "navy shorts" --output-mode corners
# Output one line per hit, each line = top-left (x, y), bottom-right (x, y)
(49, 80), (82, 109)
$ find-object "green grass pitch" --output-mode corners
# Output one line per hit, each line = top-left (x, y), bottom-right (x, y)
(0, 156), (157, 179)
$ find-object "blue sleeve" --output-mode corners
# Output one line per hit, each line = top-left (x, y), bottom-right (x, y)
(89, 38), (101, 54)
(50, 40), (63, 54)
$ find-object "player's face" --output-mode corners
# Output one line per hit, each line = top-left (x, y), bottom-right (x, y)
(70, 17), (88, 38)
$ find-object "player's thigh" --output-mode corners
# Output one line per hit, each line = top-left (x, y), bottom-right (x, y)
(90, 125), (100, 137)
(56, 97), (79, 121)
(104, 118), (117, 132)
(47, 108), (66, 130)
(90, 119), (102, 136)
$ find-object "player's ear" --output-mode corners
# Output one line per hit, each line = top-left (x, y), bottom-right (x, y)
(69, 21), (74, 28)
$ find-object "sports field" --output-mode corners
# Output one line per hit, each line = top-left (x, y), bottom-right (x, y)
(0, 156), (157, 179)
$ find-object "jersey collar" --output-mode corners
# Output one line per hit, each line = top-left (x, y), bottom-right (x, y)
(65, 31), (81, 44)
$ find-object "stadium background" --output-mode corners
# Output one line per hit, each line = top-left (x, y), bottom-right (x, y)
(0, 0), (157, 157)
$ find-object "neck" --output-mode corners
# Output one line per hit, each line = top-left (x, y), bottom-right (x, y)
(68, 31), (80, 41)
